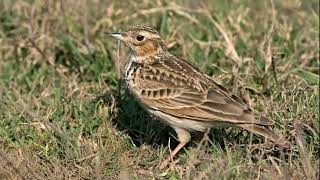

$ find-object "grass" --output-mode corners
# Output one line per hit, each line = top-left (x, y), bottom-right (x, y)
(0, 0), (319, 179)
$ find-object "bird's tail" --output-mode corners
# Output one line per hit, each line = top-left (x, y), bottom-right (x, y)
(238, 124), (290, 149)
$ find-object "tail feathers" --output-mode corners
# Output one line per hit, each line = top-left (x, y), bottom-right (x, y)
(238, 124), (290, 149)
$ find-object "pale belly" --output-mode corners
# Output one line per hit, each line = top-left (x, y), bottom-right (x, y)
(147, 108), (208, 132)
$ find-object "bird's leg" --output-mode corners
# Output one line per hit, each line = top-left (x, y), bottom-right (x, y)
(159, 128), (191, 170)
(159, 142), (186, 169)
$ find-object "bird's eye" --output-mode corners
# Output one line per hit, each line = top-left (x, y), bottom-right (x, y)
(136, 35), (144, 41)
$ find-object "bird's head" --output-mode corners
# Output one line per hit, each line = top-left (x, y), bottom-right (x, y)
(109, 25), (167, 59)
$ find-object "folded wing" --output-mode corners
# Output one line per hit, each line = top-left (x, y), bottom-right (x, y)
(134, 57), (272, 126)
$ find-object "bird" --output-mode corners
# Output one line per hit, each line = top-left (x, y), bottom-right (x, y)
(108, 25), (290, 169)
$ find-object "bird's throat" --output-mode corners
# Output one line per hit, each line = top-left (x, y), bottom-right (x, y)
(131, 41), (167, 64)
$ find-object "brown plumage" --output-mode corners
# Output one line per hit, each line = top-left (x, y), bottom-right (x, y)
(109, 25), (290, 169)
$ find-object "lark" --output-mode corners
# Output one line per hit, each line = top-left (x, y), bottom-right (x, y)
(109, 25), (289, 169)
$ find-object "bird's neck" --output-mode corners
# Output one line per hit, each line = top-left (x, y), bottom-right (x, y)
(131, 48), (168, 64)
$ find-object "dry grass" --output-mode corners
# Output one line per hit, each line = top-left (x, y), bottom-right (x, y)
(0, 0), (319, 179)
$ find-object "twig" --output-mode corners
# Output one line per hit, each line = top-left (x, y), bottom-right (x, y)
(27, 37), (54, 66)
(188, 33), (222, 48)
(294, 121), (315, 179)
(204, 11), (241, 66)
(262, 0), (277, 88)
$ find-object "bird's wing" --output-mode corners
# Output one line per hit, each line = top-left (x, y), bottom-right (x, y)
(133, 56), (272, 126)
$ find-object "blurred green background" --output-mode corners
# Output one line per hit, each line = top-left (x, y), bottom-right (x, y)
(0, 0), (319, 179)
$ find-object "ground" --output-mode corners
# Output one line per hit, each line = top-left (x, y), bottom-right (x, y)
(0, 0), (319, 179)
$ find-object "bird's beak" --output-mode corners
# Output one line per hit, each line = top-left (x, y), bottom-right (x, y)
(108, 32), (126, 41)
